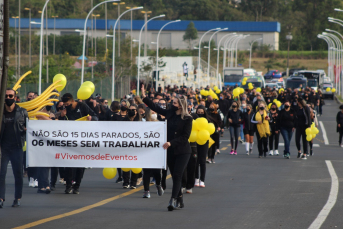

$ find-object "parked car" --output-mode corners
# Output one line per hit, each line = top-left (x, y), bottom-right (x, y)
(264, 70), (282, 79)
(322, 83), (334, 100)
(281, 68), (304, 77)
(270, 78), (285, 88)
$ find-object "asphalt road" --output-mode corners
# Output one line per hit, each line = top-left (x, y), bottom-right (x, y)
(1, 99), (343, 229)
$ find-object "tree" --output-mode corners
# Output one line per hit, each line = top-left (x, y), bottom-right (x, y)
(183, 22), (198, 53)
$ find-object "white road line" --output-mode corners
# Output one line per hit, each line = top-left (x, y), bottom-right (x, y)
(319, 121), (329, 145)
(308, 160), (339, 229)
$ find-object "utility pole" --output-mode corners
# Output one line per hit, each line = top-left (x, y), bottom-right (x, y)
(113, 2), (125, 57)
(141, 10), (151, 57)
(24, 8), (31, 67)
(286, 33), (293, 77)
(52, 15), (58, 55)
(12, 16), (18, 79)
(46, 6), (49, 83)
(18, 0), (21, 76)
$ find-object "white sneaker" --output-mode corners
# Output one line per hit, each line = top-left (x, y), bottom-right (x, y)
(34, 179), (38, 187)
(59, 178), (64, 184)
(186, 189), (193, 194)
(269, 150), (274, 156)
(194, 179), (200, 187)
(341, 144), (343, 148)
(199, 181), (205, 188)
(181, 187), (186, 193)
(274, 150), (279, 156)
(29, 177), (34, 187)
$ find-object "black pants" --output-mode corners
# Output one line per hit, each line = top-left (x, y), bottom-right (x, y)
(269, 131), (280, 150)
(195, 142), (208, 182)
(296, 125), (308, 154)
(0, 144), (23, 201)
(182, 147), (197, 189)
(208, 132), (219, 159)
(339, 129), (343, 144)
(27, 167), (37, 181)
(37, 167), (50, 189)
(123, 171), (138, 187)
(65, 168), (85, 189)
(229, 126), (239, 150)
(161, 169), (167, 190)
(23, 151), (27, 173)
(143, 169), (161, 191)
(167, 149), (191, 198)
(256, 131), (268, 156)
(51, 167), (65, 186)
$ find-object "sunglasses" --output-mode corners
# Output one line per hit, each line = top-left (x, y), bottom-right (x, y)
(128, 109), (136, 112)
(5, 94), (14, 98)
(104, 102), (108, 104)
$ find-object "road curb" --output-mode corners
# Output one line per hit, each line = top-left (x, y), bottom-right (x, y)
(334, 95), (343, 104)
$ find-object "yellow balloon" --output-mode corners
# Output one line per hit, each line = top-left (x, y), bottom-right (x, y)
(131, 168), (142, 174)
(268, 103), (272, 109)
(192, 120), (200, 131)
(306, 128), (312, 135)
(216, 89), (221, 94)
(196, 138), (207, 145)
(121, 168), (131, 172)
(22, 141), (26, 151)
(103, 168), (117, 179)
(189, 131), (198, 142)
(312, 134), (316, 139)
(243, 77), (248, 82)
(53, 74), (67, 92)
(82, 81), (95, 94)
(203, 91), (209, 96)
(213, 86), (218, 90)
(326, 87), (331, 92)
(196, 117), (209, 130)
(208, 137), (215, 148)
(198, 129), (210, 141)
(77, 86), (92, 100)
(207, 123), (215, 135)
(256, 87), (261, 92)
(306, 135), (312, 141)
(240, 87), (244, 94)
(332, 88), (336, 93)
(242, 81), (246, 86)
(276, 101), (281, 108)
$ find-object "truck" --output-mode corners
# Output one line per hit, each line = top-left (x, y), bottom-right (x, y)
(286, 76), (307, 90)
(294, 70), (324, 91)
(223, 67), (244, 87)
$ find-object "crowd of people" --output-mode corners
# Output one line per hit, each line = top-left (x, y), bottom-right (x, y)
(0, 83), (330, 211)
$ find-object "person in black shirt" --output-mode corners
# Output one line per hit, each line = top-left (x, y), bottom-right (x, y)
(336, 105), (343, 147)
(207, 102), (222, 163)
(318, 89), (325, 116)
(0, 88), (28, 208)
(227, 101), (242, 155)
(242, 104), (255, 155)
(60, 93), (98, 195)
(218, 93), (230, 136)
(268, 103), (280, 156)
(277, 101), (296, 158)
(294, 98), (311, 160)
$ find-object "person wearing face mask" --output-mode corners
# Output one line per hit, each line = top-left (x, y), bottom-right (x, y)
(251, 101), (270, 158)
(117, 100), (129, 120)
(218, 93), (230, 136)
(268, 103), (280, 156)
(307, 103), (318, 156)
(227, 101), (242, 155)
(142, 85), (192, 211)
(138, 104), (147, 121)
(277, 101), (296, 159)
(0, 89), (28, 208)
(242, 104), (255, 155)
(336, 105), (343, 147)
(294, 98), (311, 160)
(239, 101), (247, 143)
(207, 103), (222, 162)
(60, 93), (98, 195)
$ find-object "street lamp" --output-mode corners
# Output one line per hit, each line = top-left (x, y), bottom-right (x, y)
(52, 16), (58, 55)
(318, 35), (332, 80)
(113, 2), (125, 56)
(12, 16), (19, 78)
(222, 34), (238, 69)
(109, 6), (143, 101)
(228, 35), (243, 67)
(91, 14), (100, 80)
(286, 33), (293, 77)
(141, 10), (152, 57)
(136, 14), (166, 95)
(195, 28), (220, 86)
(234, 35), (249, 67)
(319, 35), (336, 85)
(81, 0), (120, 85)
(249, 38), (262, 68)
(24, 8), (32, 67)
(153, 19), (181, 91)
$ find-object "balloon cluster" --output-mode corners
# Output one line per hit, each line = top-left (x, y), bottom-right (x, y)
(189, 118), (215, 145)
(279, 88), (285, 94)
(102, 168), (143, 179)
(241, 77), (248, 86)
(233, 87), (245, 97)
(326, 87), (336, 93)
(332, 88), (336, 93)
(77, 81), (95, 100)
(326, 87), (331, 92)
(213, 86), (221, 94)
(200, 88), (219, 100)
(121, 168), (143, 174)
(15, 73), (66, 119)
(306, 122), (320, 141)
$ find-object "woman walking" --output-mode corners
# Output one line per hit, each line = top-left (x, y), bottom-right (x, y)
(207, 102), (222, 163)
(336, 105), (343, 147)
(142, 85), (192, 211)
(277, 101), (296, 159)
(227, 101), (242, 155)
(251, 101), (270, 158)
(268, 103), (280, 156)
(242, 104), (255, 155)
(295, 98), (311, 160)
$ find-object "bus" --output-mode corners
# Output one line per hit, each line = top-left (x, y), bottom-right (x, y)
(241, 77), (265, 89)
(294, 70), (324, 90)
(223, 67), (244, 87)
(286, 76), (307, 89)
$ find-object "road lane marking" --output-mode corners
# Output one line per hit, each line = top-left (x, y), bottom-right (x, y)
(13, 175), (172, 229)
(319, 121), (329, 145)
(308, 160), (338, 229)
(221, 147), (228, 151)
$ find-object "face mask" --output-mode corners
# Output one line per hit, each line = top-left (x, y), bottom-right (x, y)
(57, 106), (64, 111)
(27, 98), (32, 101)
(121, 106), (127, 111)
(166, 96), (170, 100)
(220, 96), (223, 100)
(259, 107), (265, 111)
(46, 106), (52, 111)
(171, 104), (179, 111)
(242, 104), (246, 108)
(151, 114), (157, 120)
(5, 98), (15, 107)
(65, 104), (72, 109)
(197, 113), (205, 118)
(128, 110), (136, 117)
(271, 108), (276, 111)
(141, 113), (146, 118)
(209, 108), (214, 112)
(284, 105), (290, 109)
(232, 105), (237, 109)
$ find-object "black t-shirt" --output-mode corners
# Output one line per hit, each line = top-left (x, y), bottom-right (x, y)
(310, 94), (320, 105)
(2, 109), (17, 146)
(167, 114), (181, 142)
(297, 108), (306, 127)
(65, 102), (96, 121)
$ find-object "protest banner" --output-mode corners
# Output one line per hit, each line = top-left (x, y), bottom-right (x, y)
(27, 120), (167, 169)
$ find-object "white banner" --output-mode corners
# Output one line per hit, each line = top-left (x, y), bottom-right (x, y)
(27, 120), (167, 168)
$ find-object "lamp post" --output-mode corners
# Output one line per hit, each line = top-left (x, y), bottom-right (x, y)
(235, 35), (249, 67)
(80, 0), (120, 85)
(52, 15), (58, 55)
(12, 16), (19, 79)
(222, 35), (238, 70)
(249, 38), (262, 68)
(24, 8), (31, 67)
(286, 33), (293, 77)
(109, 6), (143, 101)
(228, 35), (243, 67)
(319, 35), (336, 86)
(18, 0), (21, 77)
(195, 28), (220, 86)
(318, 35), (332, 80)
(126, 6), (137, 75)
(154, 19), (181, 91)
(141, 10), (152, 57)
(113, 2), (125, 57)
(136, 14), (166, 95)
(92, 14), (100, 80)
